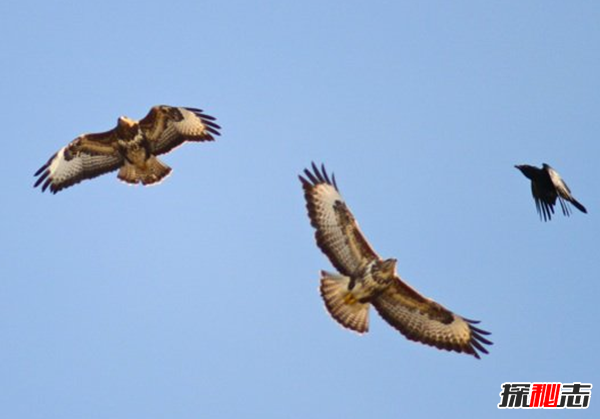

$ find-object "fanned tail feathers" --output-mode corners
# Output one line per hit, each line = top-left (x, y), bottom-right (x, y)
(320, 271), (369, 333)
(118, 157), (172, 185)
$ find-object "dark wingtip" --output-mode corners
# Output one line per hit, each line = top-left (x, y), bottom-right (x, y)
(33, 170), (49, 188)
(34, 152), (59, 190)
(311, 161), (320, 178)
(463, 317), (492, 359)
(302, 167), (319, 185)
(187, 108), (217, 122)
(321, 163), (332, 184)
(34, 164), (48, 177)
(185, 107), (221, 134)
(205, 126), (221, 136)
(299, 162), (339, 193)
(470, 339), (488, 356)
(471, 326), (492, 336)
(302, 162), (336, 188)
(203, 119), (221, 130)
(184, 107), (204, 113)
(41, 178), (52, 192)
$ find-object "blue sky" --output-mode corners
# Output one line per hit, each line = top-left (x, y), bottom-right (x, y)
(1, 1), (598, 417)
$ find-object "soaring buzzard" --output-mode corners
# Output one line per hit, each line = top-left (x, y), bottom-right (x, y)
(300, 163), (491, 358)
(34, 105), (220, 193)
(515, 163), (587, 221)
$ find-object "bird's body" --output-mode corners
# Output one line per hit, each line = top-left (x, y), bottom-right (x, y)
(515, 163), (587, 221)
(34, 105), (220, 193)
(300, 163), (491, 358)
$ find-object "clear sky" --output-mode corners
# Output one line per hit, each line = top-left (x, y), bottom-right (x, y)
(1, 1), (598, 417)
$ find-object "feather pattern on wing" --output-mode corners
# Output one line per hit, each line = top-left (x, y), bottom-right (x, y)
(372, 278), (492, 358)
(300, 163), (492, 359)
(34, 105), (220, 193)
(34, 132), (123, 193)
(299, 163), (379, 276)
(140, 106), (221, 156)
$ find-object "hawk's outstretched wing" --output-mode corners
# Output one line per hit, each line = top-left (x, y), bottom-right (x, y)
(372, 277), (492, 358)
(34, 131), (123, 194)
(140, 106), (221, 156)
(299, 163), (379, 276)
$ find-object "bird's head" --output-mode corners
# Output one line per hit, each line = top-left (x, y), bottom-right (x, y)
(117, 116), (136, 128)
(515, 164), (536, 180)
(116, 116), (139, 137)
(380, 258), (397, 277)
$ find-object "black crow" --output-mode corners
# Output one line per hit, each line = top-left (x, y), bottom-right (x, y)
(515, 163), (587, 221)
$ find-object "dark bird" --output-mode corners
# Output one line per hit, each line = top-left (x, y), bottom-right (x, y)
(515, 163), (587, 221)
(300, 163), (492, 359)
(34, 105), (220, 193)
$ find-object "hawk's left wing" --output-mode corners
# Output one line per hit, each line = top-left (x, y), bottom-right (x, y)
(372, 277), (492, 359)
(140, 106), (221, 155)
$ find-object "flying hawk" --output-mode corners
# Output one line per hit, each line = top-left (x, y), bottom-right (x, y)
(300, 163), (492, 358)
(515, 163), (587, 221)
(34, 105), (220, 193)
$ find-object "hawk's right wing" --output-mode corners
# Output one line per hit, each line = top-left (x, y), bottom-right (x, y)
(34, 131), (123, 194)
(300, 163), (380, 276)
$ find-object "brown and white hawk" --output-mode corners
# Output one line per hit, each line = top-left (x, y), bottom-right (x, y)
(300, 163), (492, 358)
(34, 105), (220, 193)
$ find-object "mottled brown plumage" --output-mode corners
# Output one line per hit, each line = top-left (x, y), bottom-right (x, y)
(300, 163), (491, 358)
(34, 105), (220, 193)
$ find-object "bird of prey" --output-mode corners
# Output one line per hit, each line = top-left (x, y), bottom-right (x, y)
(515, 163), (587, 221)
(34, 105), (220, 193)
(299, 163), (492, 358)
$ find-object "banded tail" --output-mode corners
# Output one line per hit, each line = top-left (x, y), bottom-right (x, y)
(118, 157), (172, 186)
(320, 271), (369, 333)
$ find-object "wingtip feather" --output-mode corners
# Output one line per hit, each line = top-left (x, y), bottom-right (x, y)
(34, 163), (49, 177)
(205, 126), (221, 136)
